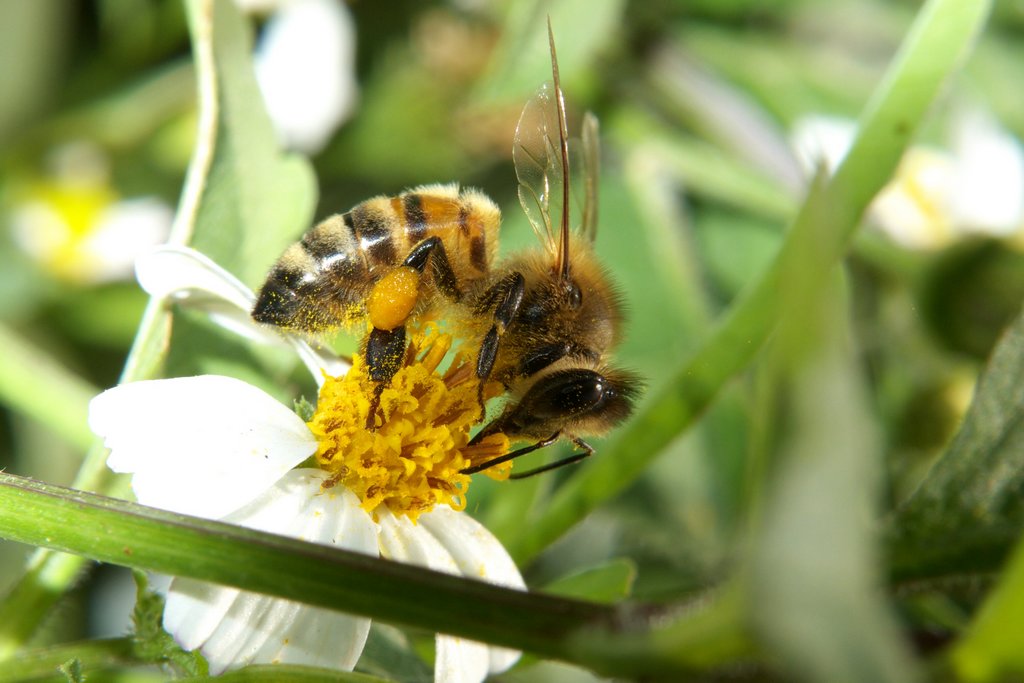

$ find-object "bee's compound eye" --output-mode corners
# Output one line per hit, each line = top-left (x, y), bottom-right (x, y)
(566, 280), (582, 309)
(528, 370), (607, 419)
(494, 366), (640, 440)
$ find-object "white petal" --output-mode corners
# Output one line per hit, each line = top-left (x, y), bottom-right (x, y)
(420, 507), (525, 674)
(255, 0), (358, 154)
(950, 109), (1024, 234)
(136, 245), (254, 308)
(90, 376), (317, 518)
(162, 580), (244, 653)
(164, 470), (379, 674)
(288, 337), (351, 387)
(434, 634), (490, 683)
(418, 507), (525, 590)
(83, 198), (173, 283)
(789, 114), (857, 176)
(135, 246), (265, 340)
(376, 512), (460, 574)
(135, 245), (350, 382)
(376, 512), (501, 683)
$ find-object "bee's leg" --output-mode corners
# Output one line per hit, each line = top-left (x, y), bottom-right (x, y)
(366, 237), (462, 340)
(460, 431), (560, 474)
(508, 438), (594, 479)
(460, 435), (593, 478)
(473, 272), (526, 415)
(363, 325), (406, 429)
(403, 236), (461, 301)
(363, 238), (462, 428)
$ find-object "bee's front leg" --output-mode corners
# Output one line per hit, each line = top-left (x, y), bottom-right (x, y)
(473, 272), (526, 416)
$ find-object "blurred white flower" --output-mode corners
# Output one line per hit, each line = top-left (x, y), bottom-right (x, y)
(92, 246), (522, 680)
(10, 142), (172, 284)
(948, 109), (1024, 236)
(790, 110), (1024, 249)
(243, 0), (358, 154)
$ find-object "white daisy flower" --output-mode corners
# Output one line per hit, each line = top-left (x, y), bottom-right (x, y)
(88, 246), (520, 679)
(90, 247), (520, 680)
(790, 110), (1024, 249)
(10, 141), (172, 284)
(241, 0), (359, 155)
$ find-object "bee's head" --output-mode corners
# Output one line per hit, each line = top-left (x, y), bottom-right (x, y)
(479, 361), (641, 443)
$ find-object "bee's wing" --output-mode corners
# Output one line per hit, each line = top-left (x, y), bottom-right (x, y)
(514, 82), (562, 256)
(575, 111), (600, 244)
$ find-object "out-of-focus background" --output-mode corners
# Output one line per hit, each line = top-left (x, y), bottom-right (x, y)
(0, 0), (1022, 679)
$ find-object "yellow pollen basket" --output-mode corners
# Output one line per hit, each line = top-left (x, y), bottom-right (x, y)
(366, 266), (420, 331)
(307, 325), (510, 522)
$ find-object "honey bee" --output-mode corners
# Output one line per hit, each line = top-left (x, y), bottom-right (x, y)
(253, 24), (639, 478)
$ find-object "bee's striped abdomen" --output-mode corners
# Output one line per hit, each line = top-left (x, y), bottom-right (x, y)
(386, 186), (499, 281)
(252, 184), (501, 334)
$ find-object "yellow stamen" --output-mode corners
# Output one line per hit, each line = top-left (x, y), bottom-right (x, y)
(307, 325), (510, 522)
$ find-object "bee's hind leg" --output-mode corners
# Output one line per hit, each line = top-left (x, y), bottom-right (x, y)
(363, 238), (463, 429)
(363, 325), (407, 429)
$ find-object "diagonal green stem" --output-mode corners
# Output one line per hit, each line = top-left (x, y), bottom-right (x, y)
(507, 0), (993, 563)
(0, 472), (738, 678)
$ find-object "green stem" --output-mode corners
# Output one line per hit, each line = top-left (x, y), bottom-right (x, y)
(508, 0), (993, 563)
(0, 472), (740, 679)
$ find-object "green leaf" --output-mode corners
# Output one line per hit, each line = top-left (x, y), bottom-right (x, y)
(888, 305), (1024, 581)
(749, 271), (919, 683)
(543, 559), (636, 604)
(0, 323), (98, 452)
(294, 394), (316, 422)
(130, 570), (208, 676)
(58, 658), (83, 683)
(952, 532), (1024, 682)
(184, 0), (316, 287)
(506, 0), (994, 564)
(356, 625), (430, 683)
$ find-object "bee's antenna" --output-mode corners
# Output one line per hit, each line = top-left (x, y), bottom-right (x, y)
(547, 17), (572, 281)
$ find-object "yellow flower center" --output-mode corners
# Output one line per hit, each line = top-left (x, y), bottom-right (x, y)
(306, 326), (510, 522)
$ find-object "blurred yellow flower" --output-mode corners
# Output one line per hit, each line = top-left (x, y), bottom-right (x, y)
(10, 142), (171, 284)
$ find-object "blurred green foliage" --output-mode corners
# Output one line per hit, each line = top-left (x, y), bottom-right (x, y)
(1, 0), (1023, 681)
